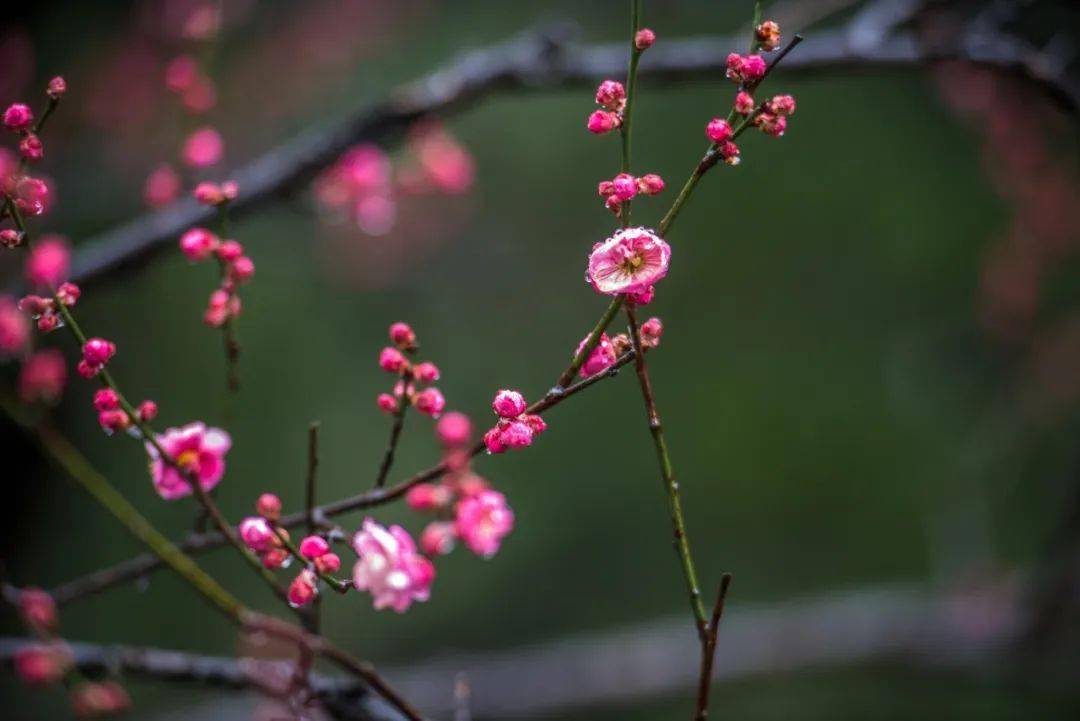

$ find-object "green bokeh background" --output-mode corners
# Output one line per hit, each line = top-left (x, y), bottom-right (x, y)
(3, 1), (1079, 718)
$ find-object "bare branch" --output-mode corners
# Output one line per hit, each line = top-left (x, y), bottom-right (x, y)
(41, 11), (1076, 292)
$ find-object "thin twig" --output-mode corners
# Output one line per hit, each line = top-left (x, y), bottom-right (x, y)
(374, 374), (411, 488)
(48, 350), (637, 604)
(693, 574), (732, 721)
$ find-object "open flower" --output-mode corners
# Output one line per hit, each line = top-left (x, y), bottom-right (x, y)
(587, 227), (671, 296)
(146, 422), (232, 500)
(455, 490), (515, 559)
(352, 518), (435, 613)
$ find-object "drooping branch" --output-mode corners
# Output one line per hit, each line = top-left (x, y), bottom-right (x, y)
(47, 351), (637, 605)
(31, 5), (1075, 293)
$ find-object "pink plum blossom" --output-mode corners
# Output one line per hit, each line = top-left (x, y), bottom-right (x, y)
(24, 235), (70, 289)
(299, 535), (330, 560)
(0, 295), (30, 356)
(182, 126), (224, 168)
(179, 228), (219, 261)
(577, 332), (617, 377)
(413, 387), (445, 417)
(586, 227), (671, 296)
(146, 422), (232, 500)
(491, 389), (527, 418)
(352, 518), (435, 613)
(455, 490), (514, 559)
(240, 517), (274, 552)
(435, 411), (473, 447)
(17, 350), (66, 403)
(287, 569), (318, 608)
(3, 103), (33, 131)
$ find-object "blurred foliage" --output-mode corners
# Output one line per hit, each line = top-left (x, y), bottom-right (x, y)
(2, 0), (1080, 719)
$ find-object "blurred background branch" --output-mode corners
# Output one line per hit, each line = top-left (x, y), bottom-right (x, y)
(50, 0), (1079, 291)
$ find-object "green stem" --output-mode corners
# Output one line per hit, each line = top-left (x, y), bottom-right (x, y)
(619, 0), (643, 226)
(624, 303), (708, 636)
(0, 390), (245, 622)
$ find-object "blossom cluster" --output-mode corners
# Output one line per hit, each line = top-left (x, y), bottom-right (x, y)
(376, 322), (446, 418)
(597, 171), (665, 216)
(314, 122), (475, 236)
(178, 220), (255, 328)
(483, 389), (547, 453)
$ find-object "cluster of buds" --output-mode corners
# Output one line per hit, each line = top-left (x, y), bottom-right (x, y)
(376, 322), (446, 418)
(597, 172), (664, 215)
(18, 282), (79, 333)
(239, 493), (293, 570)
(76, 337), (116, 378)
(705, 20), (795, 162)
(406, 412), (516, 558)
(93, 388), (157, 435)
(12, 584), (130, 717)
(587, 80), (626, 135)
(753, 94), (797, 137)
(483, 390), (547, 454)
(576, 317), (662, 378)
(287, 534), (343, 608)
(178, 226), (255, 327)
(193, 180), (237, 206)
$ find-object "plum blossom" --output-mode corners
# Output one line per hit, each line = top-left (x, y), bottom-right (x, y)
(586, 227), (671, 296)
(455, 490), (515, 559)
(577, 332), (617, 377)
(239, 516), (274, 553)
(146, 422), (232, 500)
(352, 518), (435, 612)
(24, 234), (70, 289)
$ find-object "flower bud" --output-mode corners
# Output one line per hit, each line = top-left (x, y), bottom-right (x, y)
(435, 411), (472, 447)
(706, 118), (733, 144)
(389, 322), (416, 350)
(82, 338), (116, 366)
(47, 76), (67, 99)
(421, 521), (456, 556)
(755, 20), (781, 51)
(137, 399), (158, 422)
(18, 588), (57, 634)
(287, 569), (318, 607)
(587, 110), (620, 135)
(491, 389), (527, 418)
(414, 361), (440, 383)
(0, 229), (23, 248)
(594, 80), (626, 111)
(413, 387), (446, 417)
(93, 388), (120, 412)
(612, 173), (637, 201)
(634, 28), (656, 50)
(734, 91), (755, 115)
(637, 174), (665, 195)
(256, 493), (282, 521)
(315, 552), (341, 574)
(379, 346), (408, 373)
(3, 103), (33, 131)
(376, 392), (398, 413)
(299, 535), (330, 560)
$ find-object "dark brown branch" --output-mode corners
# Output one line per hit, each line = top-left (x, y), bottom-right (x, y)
(374, 373), (412, 488)
(31, 11), (1073, 293)
(693, 574), (732, 721)
(48, 350), (636, 606)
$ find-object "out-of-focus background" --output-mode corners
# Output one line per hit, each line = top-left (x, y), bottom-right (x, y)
(2, 0), (1080, 719)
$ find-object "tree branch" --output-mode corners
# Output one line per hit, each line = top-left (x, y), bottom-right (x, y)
(34, 8), (1074, 293)
(47, 350), (637, 605)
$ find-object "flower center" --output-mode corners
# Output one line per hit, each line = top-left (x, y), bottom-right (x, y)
(621, 254), (643, 274)
(175, 449), (200, 472)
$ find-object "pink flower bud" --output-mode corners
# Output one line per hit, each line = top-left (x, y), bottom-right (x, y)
(597, 179), (616, 197)
(93, 388), (120, 412)
(299, 535), (330, 560)
(435, 411), (473, 447)
(3, 103), (33, 131)
(221, 181), (238, 200)
(743, 54), (767, 81)
(76, 359), (96, 378)
(18, 349), (66, 403)
(637, 173), (665, 195)
(19, 133), (43, 161)
(15, 643), (70, 685)
(499, 419), (534, 448)
(414, 361), (440, 383)
(768, 94), (796, 116)
(315, 552), (341, 574)
(179, 227), (219, 262)
(230, 256), (255, 283)
(578, 332), (617, 377)
(587, 110), (620, 135)
(389, 321), (416, 349)
(82, 338), (115, 366)
(755, 112), (787, 137)
(414, 387), (446, 417)
(491, 389), (527, 418)
(406, 482), (452, 511)
(612, 173), (638, 201)
(216, 240), (244, 262)
(641, 317), (664, 347)
(420, 521), (456, 556)
(38, 313), (60, 333)
(193, 182), (225, 205)
(520, 413), (547, 435)
(725, 53), (744, 81)
(634, 28), (656, 50)
(165, 55), (198, 93)
(182, 126), (224, 168)
(240, 516), (274, 552)
(261, 548), (290, 569)
(17, 294), (52, 316)
(719, 140), (741, 165)
(256, 493), (282, 521)
(287, 569), (318, 607)
(604, 194), (622, 215)
(379, 346), (408, 373)
(137, 399), (158, 421)
(734, 91), (755, 115)
(47, 76), (67, 99)
(56, 282), (80, 306)
(18, 588), (57, 634)
(97, 409), (130, 434)
(71, 681), (131, 719)
(756, 20), (781, 51)
(144, 164), (181, 208)
(0, 229), (22, 248)
(25, 235), (70, 289)
(706, 118), (733, 144)
(594, 80), (626, 111)
(376, 392), (398, 413)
